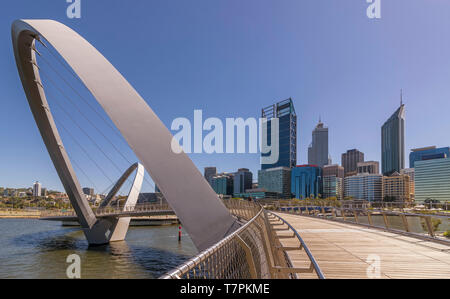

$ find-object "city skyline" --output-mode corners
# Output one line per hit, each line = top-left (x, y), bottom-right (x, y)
(1, 1), (450, 191)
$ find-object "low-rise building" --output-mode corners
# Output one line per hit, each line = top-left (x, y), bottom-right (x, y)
(258, 167), (291, 198)
(211, 173), (234, 196)
(291, 165), (322, 199)
(344, 173), (383, 202)
(357, 161), (380, 174)
(383, 172), (411, 202)
(400, 168), (415, 201)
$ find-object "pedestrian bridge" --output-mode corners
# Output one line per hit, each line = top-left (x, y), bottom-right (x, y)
(272, 212), (450, 279)
(40, 203), (175, 221)
(161, 200), (450, 279)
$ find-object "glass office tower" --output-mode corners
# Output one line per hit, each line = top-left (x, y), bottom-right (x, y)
(381, 104), (405, 175)
(409, 146), (450, 168)
(415, 158), (450, 203)
(261, 98), (297, 170)
(291, 165), (322, 199)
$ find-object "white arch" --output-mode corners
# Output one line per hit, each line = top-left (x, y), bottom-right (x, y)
(12, 19), (237, 250)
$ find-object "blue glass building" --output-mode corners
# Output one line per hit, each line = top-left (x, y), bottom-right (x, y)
(291, 165), (322, 199)
(261, 98), (297, 170)
(233, 168), (253, 195)
(415, 158), (450, 203)
(409, 146), (450, 168)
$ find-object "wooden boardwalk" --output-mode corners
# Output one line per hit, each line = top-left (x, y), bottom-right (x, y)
(273, 213), (450, 279)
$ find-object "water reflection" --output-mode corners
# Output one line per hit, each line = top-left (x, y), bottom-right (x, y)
(0, 219), (197, 279)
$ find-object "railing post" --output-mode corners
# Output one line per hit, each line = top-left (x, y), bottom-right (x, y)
(354, 210), (359, 223)
(382, 212), (389, 229)
(401, 214), (410, 232)
(367, 211), (373, 226)
(236, 236), (258, 279)
(423, 216), (435, 237)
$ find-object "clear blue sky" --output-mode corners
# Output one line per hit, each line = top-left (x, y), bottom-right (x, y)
(1, 0), (450, 192)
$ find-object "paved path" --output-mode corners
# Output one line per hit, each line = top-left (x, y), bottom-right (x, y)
(274, 213), (450, 279)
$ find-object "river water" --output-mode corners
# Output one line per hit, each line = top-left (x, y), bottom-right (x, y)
(0, 219), (197, 278)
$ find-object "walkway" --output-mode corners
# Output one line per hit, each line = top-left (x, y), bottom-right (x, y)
(274, 213), (450, 279)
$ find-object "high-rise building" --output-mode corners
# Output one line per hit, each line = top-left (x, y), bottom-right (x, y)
(211, 173), (234, 196)
(409, 146), (450, 168)
(381, 100), (405, 175)
(322, 164), (344, 179)
(204, 167), (217, 186)
(342, 149), (364, 176)
(400, 168), (415, 201)
(291, 165), (322, 199)
(357, 161), (380, 174)
(415, 158), (450, 203)
(322, 164), (344, 200)
(308, 119), (329, 167)
(82, 187), (94, 196)
(258, 167), (291, 198)
(32, 181), (41, 197)
(233, 168), (253, 195)
(344, 173), (383, 202)
(261, 98), (297, 170)
(323, 176), (344, 200)
(383, 172), (411, 202)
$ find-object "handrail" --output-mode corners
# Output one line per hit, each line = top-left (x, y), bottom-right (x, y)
(277, 205), (450, 244)
(267, 212), (325, 279)
(279, 206), (450, 219)
(160, 205), (265, 279)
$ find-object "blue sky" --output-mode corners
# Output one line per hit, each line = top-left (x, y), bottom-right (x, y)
(1, 0), (450, 192)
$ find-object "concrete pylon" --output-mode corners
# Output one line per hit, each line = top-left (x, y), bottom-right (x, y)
(12, 20), (238, 250)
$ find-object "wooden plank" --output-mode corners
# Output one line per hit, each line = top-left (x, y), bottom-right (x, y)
(273, 213), (450, 279)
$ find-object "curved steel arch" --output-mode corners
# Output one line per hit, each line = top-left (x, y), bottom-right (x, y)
(104, 163), (144, 242)
(12, 19), (237, 250)
(100, 162), (143, 209)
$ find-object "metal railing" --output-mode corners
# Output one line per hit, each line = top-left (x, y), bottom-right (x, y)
(161, 199), (324, 279)
(39, 202), (173, 218)
(267, 212), (325, 279)
(276, 204), (450, 244)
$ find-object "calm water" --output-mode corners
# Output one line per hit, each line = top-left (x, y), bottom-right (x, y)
(0, 219), (198, 279)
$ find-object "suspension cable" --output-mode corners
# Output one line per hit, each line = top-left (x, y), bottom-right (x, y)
(35, 48), (155, 191)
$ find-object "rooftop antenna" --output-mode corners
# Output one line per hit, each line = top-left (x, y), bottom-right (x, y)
(400, 89), (403, 106)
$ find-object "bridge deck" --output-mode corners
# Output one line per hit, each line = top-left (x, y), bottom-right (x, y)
(274, 213), (450, 279)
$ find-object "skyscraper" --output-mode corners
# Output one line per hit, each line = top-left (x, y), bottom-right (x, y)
(32, 181), (41, 197)
(261, 98), (297, 170)
(342, 149), (364, 176)
(204, 167), (217, 186)
(308, 119), (329, 167)
(233, 168), (253, 195)
(381, 97), (405, 175)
